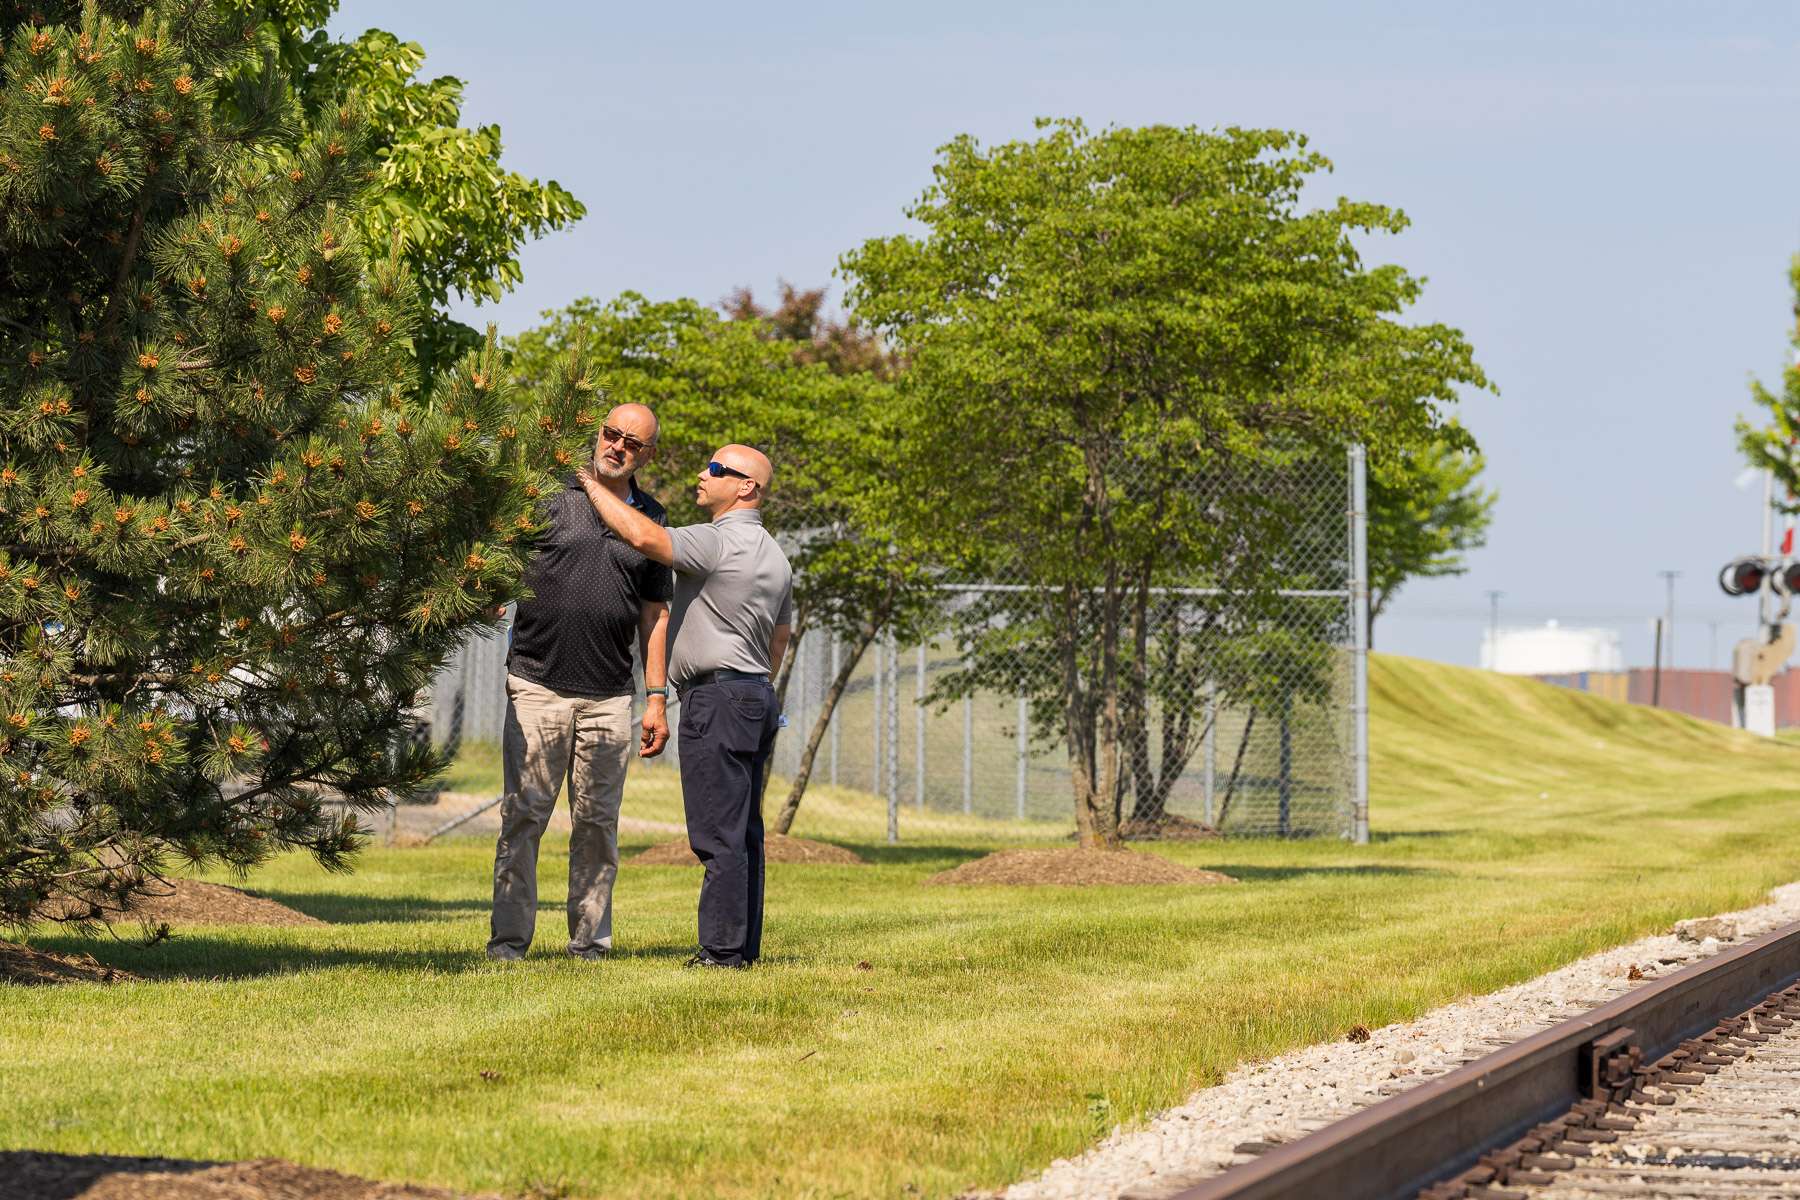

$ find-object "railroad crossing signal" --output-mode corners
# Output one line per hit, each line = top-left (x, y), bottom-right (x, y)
(1718, 556), (1800, 597)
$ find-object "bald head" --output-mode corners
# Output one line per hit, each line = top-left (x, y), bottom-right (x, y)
(714, 444), (771, 489)
(694, 442), (773, 518)
(606, 403), (658, 444)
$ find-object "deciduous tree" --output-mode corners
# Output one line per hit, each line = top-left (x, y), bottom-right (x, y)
(226, 1), (586, 379)
(843, 120), (1487, 848)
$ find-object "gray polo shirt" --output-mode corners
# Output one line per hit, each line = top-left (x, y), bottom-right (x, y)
(667, 508), (794, 687)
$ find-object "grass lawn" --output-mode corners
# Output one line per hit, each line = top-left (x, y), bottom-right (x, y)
(9, 655), (1800, 1199)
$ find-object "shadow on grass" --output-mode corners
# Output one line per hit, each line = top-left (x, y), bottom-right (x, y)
(252, 890), (490, 925)
(1367, 829), (1463, 843)
(826, 843), (998, 868)
(26, 934), (493, 981)
(1203, 864), (1446, 883)
(0, 1150), (218, 1200)
(28, 927), (705, 981)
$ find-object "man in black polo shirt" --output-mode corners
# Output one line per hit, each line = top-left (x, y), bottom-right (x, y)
(488, 402), (674, 961)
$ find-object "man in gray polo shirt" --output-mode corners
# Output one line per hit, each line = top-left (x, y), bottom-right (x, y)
(578, 442), (793, 968)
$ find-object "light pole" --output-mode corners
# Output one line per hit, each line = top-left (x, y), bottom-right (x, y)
(1658, 570), (1681, 670)
(1484, 589), (1503, 669)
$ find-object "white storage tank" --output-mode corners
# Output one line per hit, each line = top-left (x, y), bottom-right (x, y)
(1481, 620), (1624, 675)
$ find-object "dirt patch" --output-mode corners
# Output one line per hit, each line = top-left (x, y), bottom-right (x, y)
(924, 847), (1235, 886)
(0, 941), (140, 986)
(130, 880), (326, 928)
(0, 1151), (486, 1198)
(631, 833), (865, 866)
(1119, 813), (1221, 841)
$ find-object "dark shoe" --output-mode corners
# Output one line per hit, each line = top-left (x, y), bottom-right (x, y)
(684, 951), (748, 970)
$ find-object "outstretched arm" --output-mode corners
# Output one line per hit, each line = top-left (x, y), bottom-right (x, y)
(577, 467), (674, 566)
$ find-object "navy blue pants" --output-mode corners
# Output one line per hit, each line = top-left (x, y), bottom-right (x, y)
(677, 677), (780, 965)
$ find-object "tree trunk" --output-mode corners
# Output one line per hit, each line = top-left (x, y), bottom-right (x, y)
(1060, 581), (1104, 848)
(1121, 563), (1154, 825)
(1094, 555), (1124, 847)
(1124, 599), (1206, 829)
(1369, 585), (1393, 651)
(759, 606), (809, 793)
(1212, 707), (1258, 831)
(770, 616), (881, 835)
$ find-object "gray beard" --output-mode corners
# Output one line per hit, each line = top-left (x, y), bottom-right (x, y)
(591, 458), (631, 481)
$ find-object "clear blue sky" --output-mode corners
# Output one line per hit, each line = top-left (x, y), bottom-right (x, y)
(335, 1), (1800, 669)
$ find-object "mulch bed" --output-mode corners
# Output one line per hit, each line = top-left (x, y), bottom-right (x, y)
(128, 881), (325, 928)
(1119, 812), (1221, 841)
(631, 833), (865, 866)
(0, 1151), (486, 1199)
(924, 847), (1235, 886)
(36, 880), (325, 930)
(0, 941), (141, 986)
(6, 882), (325, 987)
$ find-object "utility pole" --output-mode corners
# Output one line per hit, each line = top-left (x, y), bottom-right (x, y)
(1658, 570), (1681, 670)
(1483, 589), (1504, 669)
(1762, 469), (1776, 636)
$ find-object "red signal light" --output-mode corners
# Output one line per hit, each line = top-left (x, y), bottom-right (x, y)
(1720, 557), (1769, 596)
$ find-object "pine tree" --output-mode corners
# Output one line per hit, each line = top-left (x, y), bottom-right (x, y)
(0, 0), (592, 928)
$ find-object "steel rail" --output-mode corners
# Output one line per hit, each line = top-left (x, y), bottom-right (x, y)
(1168, 919), (1800, 1200)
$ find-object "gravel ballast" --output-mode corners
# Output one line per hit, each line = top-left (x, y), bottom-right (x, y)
(999, 882), (1800, 1200)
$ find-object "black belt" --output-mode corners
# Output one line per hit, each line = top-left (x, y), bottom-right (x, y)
(681, 669), (768, 689)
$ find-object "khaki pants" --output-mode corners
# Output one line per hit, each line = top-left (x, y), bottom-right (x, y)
(488, 674), (634, 959)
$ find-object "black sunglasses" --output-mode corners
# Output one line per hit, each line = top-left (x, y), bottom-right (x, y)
(600, 425), (652, 454)
(706, 461), (753, 482)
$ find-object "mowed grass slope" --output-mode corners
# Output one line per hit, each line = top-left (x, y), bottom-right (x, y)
(9, 655), (1800, 1199)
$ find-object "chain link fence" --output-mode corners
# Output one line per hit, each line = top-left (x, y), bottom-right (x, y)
(421, 449), (1369, 839)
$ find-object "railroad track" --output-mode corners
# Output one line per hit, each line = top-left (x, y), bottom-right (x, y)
(1167, 921), (1800, 1200)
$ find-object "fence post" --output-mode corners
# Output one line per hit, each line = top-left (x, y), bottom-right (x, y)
(829, 634), (840, 787)
(962, 694), (973, 815)
(1278, 694), (1293, 837)
(886, 628), (900, 843)
(871, 636), (883, 797)
(1202, 680), (1216, 828)
(1349, 443), (1371, 845)
(915, 642), (926, 809)
(1015, 694), (1028, 820)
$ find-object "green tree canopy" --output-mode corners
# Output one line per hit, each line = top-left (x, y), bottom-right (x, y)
(225, 0), (585, 377)
(0, 1), (591, 929)
(842, 119), (1489, 847)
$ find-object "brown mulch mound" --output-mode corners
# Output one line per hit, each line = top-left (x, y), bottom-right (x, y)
(130, 880), (326, 928)
(924, 847), (1235, 887)
(36, 880), (324, 929)
(1119, 813), (1221, 841)
(0, 941), (141, 986)
(0, 1151), (488, 1199)
(631, 833), (865, 866)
